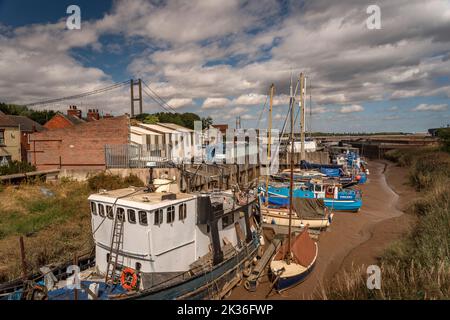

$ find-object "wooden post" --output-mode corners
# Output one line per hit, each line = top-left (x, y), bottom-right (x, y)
(19, 236), (27, 281)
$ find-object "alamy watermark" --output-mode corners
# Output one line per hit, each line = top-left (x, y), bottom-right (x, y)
(66, 5), (81, 30)
(366, 5), (381, 30)
(366, 265), (381, 290)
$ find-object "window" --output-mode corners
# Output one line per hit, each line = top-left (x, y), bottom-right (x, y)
(117, 208), (125, 222)
(179, 203), (187, 221)
(0, 130), (4, 145)
(222, 214), (234, 229)
(106, 206), (113, 220)
(139, 211), (148, 225)
(90, 202), (97, 215)
(98, 204), (105, 217)
(154, 209), (163, 225)
(127, 209), (136, 224)
(167, 206), (175, 224)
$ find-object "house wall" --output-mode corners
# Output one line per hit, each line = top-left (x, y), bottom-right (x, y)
(29, 116), (129, 170)
(0, 127), (21, 162)
(43, 114), (74, 129)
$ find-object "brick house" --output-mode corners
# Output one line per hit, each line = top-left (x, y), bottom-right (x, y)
(44, 106), (86, 130)
(29, 115), (129, 170)
(6, 115), (45, 162)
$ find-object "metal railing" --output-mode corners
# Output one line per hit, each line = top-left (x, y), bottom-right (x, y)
(105, 144), (173, 168)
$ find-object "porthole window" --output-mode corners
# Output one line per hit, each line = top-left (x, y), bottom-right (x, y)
(127, 209), (136, 224)
(139, 211), (148, 225)
(117, 208), (125, 222)
(90, 202), (97, 215)
(178, 203), (187, 221)
(98, 204), (105, 217)
(106, 206), (113, 220)
(167, 206), (175, 224)
(154, 209), (163, 225)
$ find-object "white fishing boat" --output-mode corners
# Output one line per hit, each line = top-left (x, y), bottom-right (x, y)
(0, 183), (262, 300)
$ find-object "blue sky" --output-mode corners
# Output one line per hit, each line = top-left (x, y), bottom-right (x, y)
(0, 0), (449, 132)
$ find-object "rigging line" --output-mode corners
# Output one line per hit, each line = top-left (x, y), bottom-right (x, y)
(256, 94), (269, 129)
(141, 87), (172, 113)
(24, 81), (129, 107)
(142, 80), (178, 113)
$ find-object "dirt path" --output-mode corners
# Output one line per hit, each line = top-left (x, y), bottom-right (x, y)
(228, 160), (417, 300)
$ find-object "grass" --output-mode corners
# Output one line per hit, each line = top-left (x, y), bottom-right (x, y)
(321, 147), (450, 299)
(0, 172), (145, 282)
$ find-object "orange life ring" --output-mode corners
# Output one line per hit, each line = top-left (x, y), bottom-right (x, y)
(325, 186), (334, 199)
(120, 267), (138, 291)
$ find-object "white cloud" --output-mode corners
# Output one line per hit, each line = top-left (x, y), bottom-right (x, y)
(241, 114), (257, 120)
(413, 104), (448, 112)
(202, 97), (231, 109)
(0, 0), (449, 132)
(339, 105), (364, 113)
(232, 94), (267, 106)
(166, 98), (194, 109)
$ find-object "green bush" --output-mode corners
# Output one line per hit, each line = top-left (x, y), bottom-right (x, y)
(0, 161), (36, 176)
(87, 172), (144, 191)
(437, 128), (450, 153)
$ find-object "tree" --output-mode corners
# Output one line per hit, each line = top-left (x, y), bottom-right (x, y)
(201, 116), (213, 130)
(142, 114), (159, 124)
(0, 102), (55, 125)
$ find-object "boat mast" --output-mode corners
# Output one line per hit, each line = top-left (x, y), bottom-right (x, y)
(286, 74), (297, 264)
(265, 84), (275, 206)
(300, 73), (305, 160)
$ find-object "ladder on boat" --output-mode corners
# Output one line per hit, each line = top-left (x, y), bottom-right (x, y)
(105, 208), (124, 284)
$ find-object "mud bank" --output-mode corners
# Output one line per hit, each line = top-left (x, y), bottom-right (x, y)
(229, 160), (417, 300)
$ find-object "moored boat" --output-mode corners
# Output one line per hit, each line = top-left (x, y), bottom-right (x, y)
(0, 186), (261, 300)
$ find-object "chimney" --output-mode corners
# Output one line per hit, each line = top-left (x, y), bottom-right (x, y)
(67, 105), (82, 118)
(87, 109), (100, 121)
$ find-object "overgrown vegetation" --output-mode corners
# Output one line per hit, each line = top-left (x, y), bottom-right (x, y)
(87, 172), (144, 191)
(0, 102), (56, 125)
(437, 127), (450, 153)
(0, 160), (36, 176)
(0, 172), (145, 282)
(322, 147), (450, 299)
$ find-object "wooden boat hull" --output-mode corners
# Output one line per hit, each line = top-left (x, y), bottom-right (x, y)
(262, 209), (332, 229)
(270, 242), (318, 292)
(274, 259), (316, 292)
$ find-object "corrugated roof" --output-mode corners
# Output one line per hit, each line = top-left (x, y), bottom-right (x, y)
(130, 126), (162, 136)
(158, 122), (194, 132)
(138, 123), (179, 134)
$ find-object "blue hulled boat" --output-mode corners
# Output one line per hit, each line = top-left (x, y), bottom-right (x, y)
(260, 182), (362, 212)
